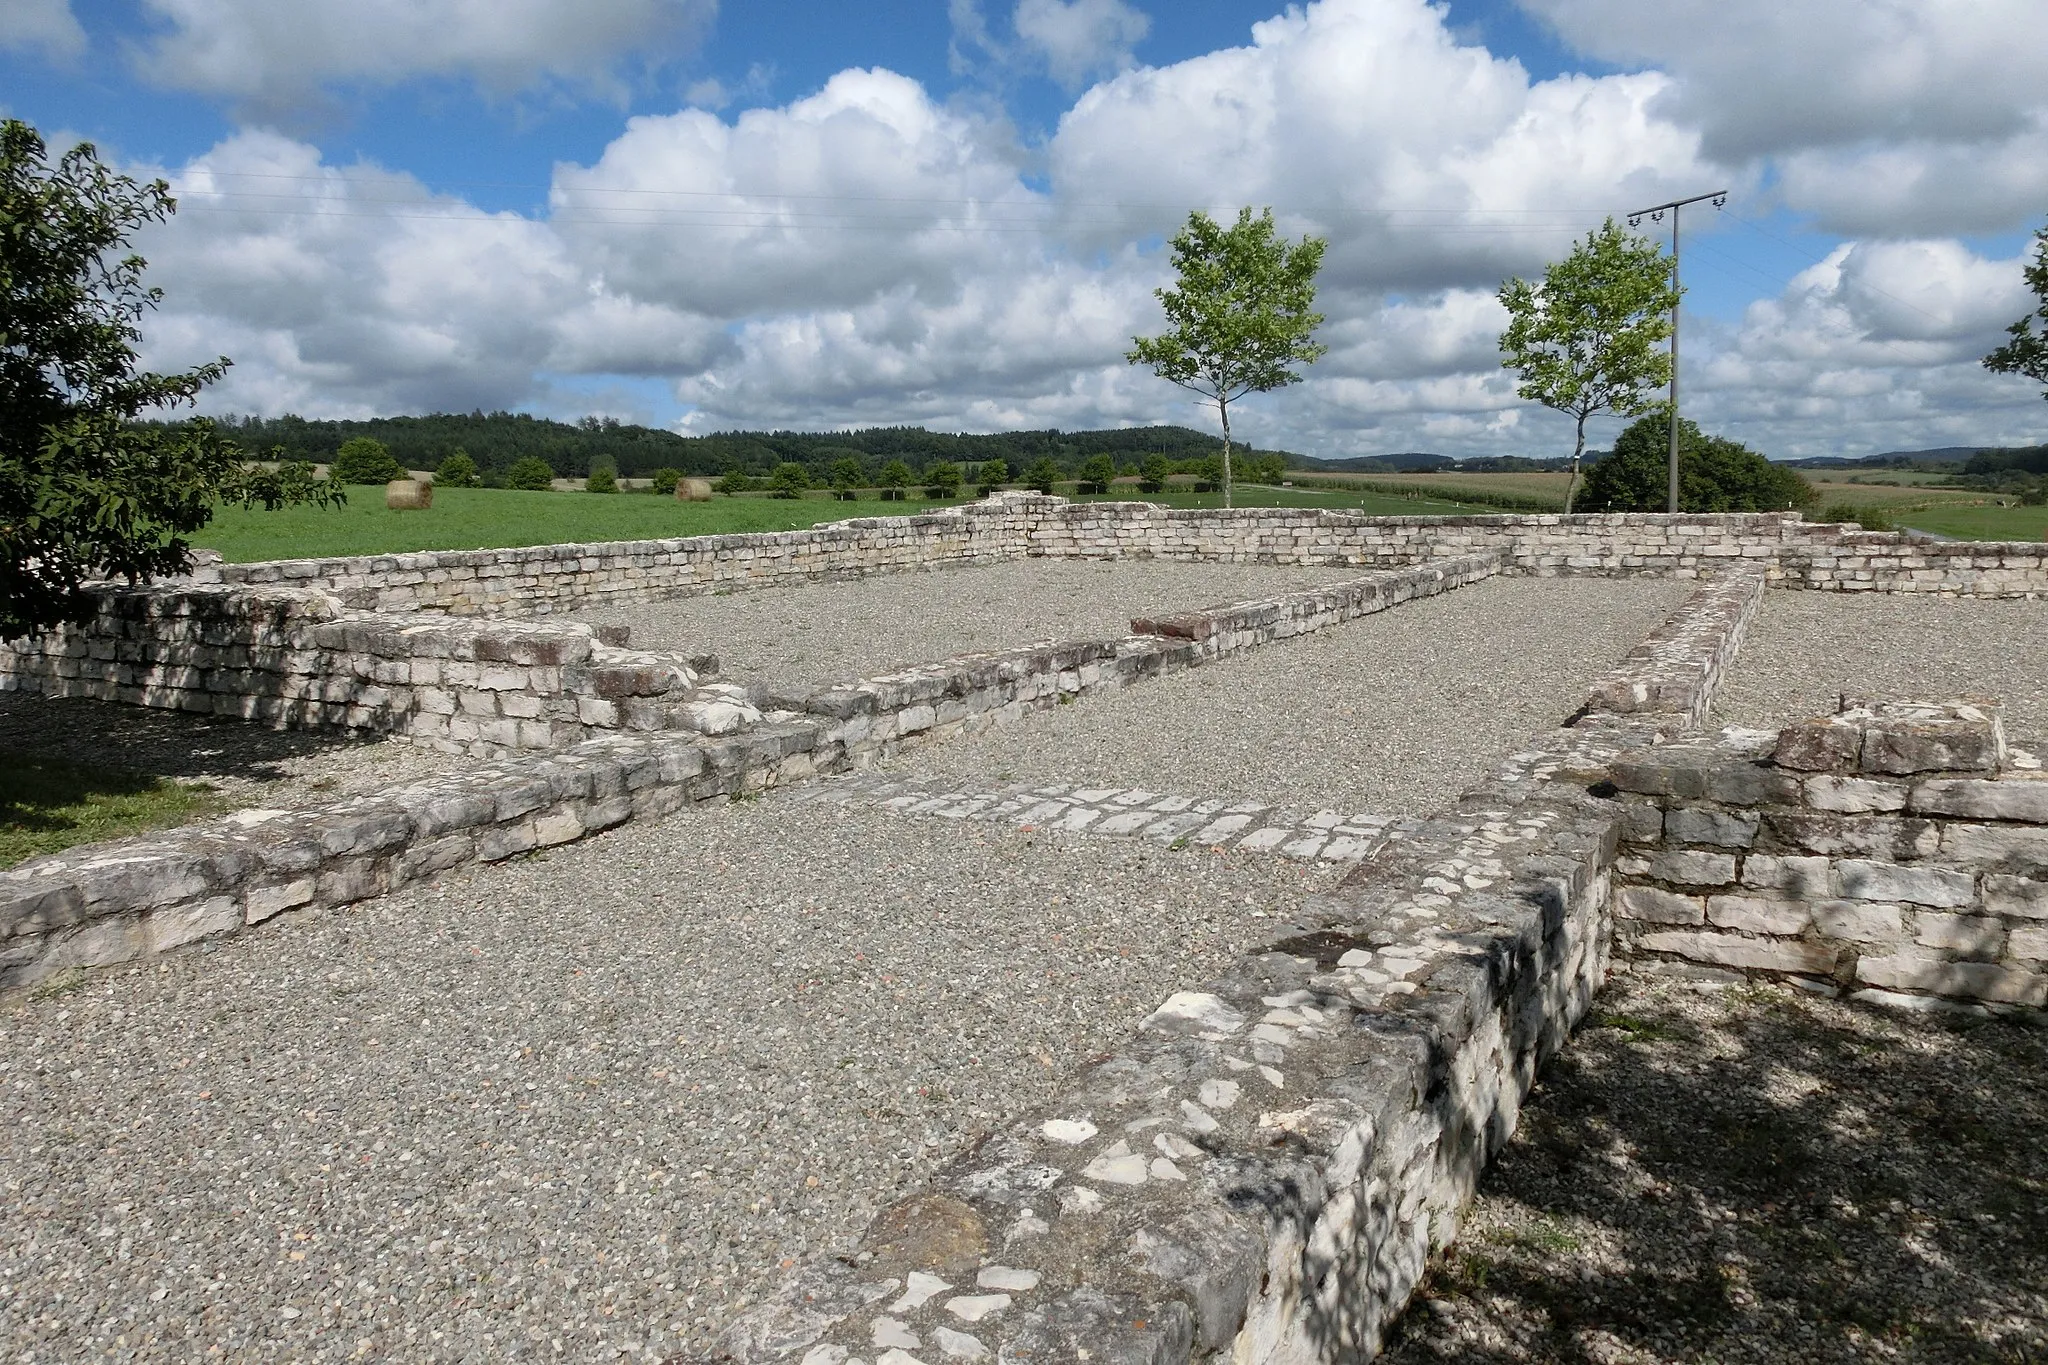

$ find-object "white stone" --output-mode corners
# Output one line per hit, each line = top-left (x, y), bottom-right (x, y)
(1148, 1157), (1187, 1182)
(801, 1348), (850, 1365)
(1259, 1066), (1286, 1088)
(1337, 948), (1374, 967)
(1178, 1100), (1219, 1134)
(1154, 1132), (1202, 1160)
(1198, 1078), (1241, 1110)
(944, 1294), (1012, 1323)
(878, 1352), (926, 1365)
(1141, 992), (1245, 1038)
(1039, 1119), (1097, 1146)
(1081, 1140), (1147, 1185)
(930, 1325), (990, 1360)
(871, 1317), (920, 1349)
(890, 1272), (952, 1312)
(976, 1266), (1041, 1292)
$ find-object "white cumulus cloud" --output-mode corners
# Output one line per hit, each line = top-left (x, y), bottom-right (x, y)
(1013, 0), (1150, 89)
(0, 0), (85, 61)
(132, 0), (717, 110)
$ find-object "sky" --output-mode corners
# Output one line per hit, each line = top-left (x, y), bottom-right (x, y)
(3, 0), (2045, 460)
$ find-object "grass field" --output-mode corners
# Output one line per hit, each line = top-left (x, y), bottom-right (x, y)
(192, 483), (1472, 562)
(1, 753), (230, 869)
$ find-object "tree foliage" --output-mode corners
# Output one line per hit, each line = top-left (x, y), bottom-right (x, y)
(503, 456), (556, 491)
(435, 449), (480, 487)
(767, 462), (810, 498)
(1579, 413), (1814, 513)
(331, 436), (404, 485)
(1024, 457), (1061, 494)
(1984, 219), (2048, 401)
(1127, 207), (1326, 507)
(0, 119), (339, 638)
(1498, 218), (1680, 512)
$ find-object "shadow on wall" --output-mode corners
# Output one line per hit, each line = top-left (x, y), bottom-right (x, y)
(1379, 979), (2048, 1364)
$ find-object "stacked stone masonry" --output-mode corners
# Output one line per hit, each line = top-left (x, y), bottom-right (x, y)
(1610, 700), (2048, 1013)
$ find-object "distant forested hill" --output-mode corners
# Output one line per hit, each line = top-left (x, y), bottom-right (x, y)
(198, 411), (1303, 481)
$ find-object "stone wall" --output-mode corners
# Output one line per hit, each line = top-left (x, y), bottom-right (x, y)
(1609, 700), (2048, 1013)
(207, 495), (2048, 616)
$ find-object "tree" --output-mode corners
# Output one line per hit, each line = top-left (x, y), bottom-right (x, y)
(876, 459), (912, 501)
(1578, 412), (1814, 513)
(331, 436), (404, 485)
(1078, 453), (1115, 494)
(1127, 207), (1326, 509)
(924, 461), (961, 499)
(978, 456), (1009, 492)
(1024, 457), (1061, 494)
(767, 462), (810, 498)
(1139, 452), (1171, 493)
(585, 455), (617, 493)
(1985, 218), (2048, 400)
(1498, 219), (1681, 514)
(0, 119), (341, 637)
(716, 470), (755, 496)
(829, 455), (865, 500)
(436, 449), (481, 487)
(648, 466), (682, 495)
(505, 456), (556, 491)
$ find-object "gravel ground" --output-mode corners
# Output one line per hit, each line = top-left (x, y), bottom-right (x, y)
(1383, 973), (2048, 1365)
(1714, 591), (2048, 740)
(0, 690), (459, 807)
(892, 576), (1688, 816)
(583, 560), (1370, 688)
(0, 796), (1337, 1362)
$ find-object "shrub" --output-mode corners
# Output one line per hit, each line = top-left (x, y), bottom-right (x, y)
(829, 455), (865, 500)
(1579, 414), (1814, 513)
(649, 466), (682, 496)
(435, 449), (480, 487)
(1190, 454), (1224, 492)
(924, 461), (962, 499)
(716, 470), (757, 495)
(586, 466), (616, 494)
(877, 459), (913, 501)
(768, 462), (811, 498)
(2021, 482), (2047, 507)
(504, 456), (556, 492)
(1139, 452), (1170, 493)
(979, 456), (1009, 489)
(331, 436), (404, 485)
(1024, 457), (1061, 494)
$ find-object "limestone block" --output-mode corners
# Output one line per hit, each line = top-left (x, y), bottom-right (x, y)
(1707, 895), (1810, 936)
(1857, 951), (2047, 1006)
(1984, 875), (2048, 920)
(1914, 912), (2006, 958)
(1909, 776), (2048, 822)
(1664, 807), (1759, 848)
(316, 857), (385, 906)
(1739, 854), (1831, 898)
(1804, 775), (1907, 814)
(2009, 924), (2048, 962)
(1940, 822), (2048, 869)
(1641, 850), (1738, 886)
(245, 879), (316, 924)
(1636, 931), (1840, 976)
(1859, 706), (2005, 775)
(1835, 859), (1974, 907)
(1772, 717), (1862, 772)
(146, 896), (241, 952)
(1616, 885), (1704, 925)
(1810, 899), (1905, 944)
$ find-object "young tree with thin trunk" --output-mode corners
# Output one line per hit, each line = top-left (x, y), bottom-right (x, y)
(1984, 218), (2048, 399)
(1498, 219), (1680, 513)
(1127, 208), (1326, 509)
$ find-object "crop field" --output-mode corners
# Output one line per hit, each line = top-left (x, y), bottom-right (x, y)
(193, 483), (1470, 563)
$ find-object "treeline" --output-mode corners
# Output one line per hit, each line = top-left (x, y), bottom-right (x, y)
(198, 412), (1301, 483)
(1956, 445), (2048, 503)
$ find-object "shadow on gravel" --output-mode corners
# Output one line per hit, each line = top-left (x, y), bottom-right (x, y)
(0, 690), (379, 786)
(1382, 977), (2048, 1365)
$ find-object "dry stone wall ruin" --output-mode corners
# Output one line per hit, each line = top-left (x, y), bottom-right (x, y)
(3, 493), (2045, 1363)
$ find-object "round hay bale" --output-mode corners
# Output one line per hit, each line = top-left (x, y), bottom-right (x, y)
(676, 477), (713, 502)
(386, 478), (433, 510)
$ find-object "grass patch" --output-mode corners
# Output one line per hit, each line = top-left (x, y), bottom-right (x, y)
(193, 483), (1476, 562)
(0, 751), (233, 868)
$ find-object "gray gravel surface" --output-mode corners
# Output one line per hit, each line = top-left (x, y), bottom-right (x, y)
(893, 576), (1688, 816)
(1714, 590), (2048, 740)
(0, 690), (459, 808)
(1383, 972), (2048, 1365)
(585, 560), (1369, 688)
(0, 796), (1337, 1362)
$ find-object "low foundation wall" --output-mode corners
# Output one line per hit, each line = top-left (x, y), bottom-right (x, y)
(1609, 700), (2048, 1013)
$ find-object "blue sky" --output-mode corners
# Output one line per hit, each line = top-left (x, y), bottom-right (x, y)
(3, 0), (2044, 458)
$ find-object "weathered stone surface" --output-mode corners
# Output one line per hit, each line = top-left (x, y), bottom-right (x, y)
(1913, 912), (2006, 958)
(1636, 931), (1840, 976)
(1858, 705), (2006, 775)
(1985, 875), (2048, 920)
(1706, 894), (1810, 936)
(1664, 807), (1760, 848)
(1810, 899), (1905, 943)
(1857, 952), (2048, 1006)
(1805, 775), (1908, 814)
(1835, 859), (1975, 907)
(1772, 717), (1862, 772)
(1740, 854), (1832, 898)
(1616, 885), (1704, 925)
(1909, 777), (2048, 823)
(859, 1195), (990, 1278)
